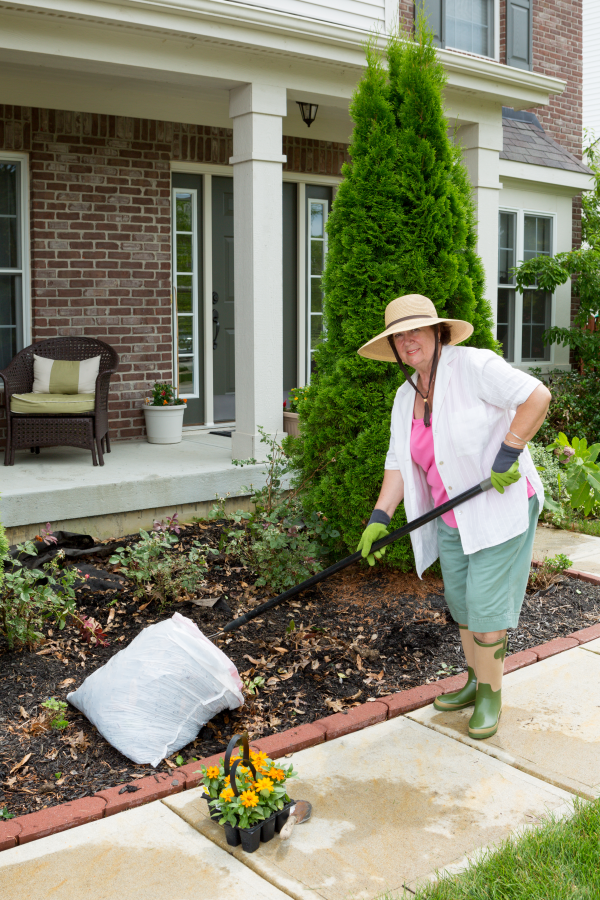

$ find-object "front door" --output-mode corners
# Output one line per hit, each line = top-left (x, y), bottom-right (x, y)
(212, 176), (235, 423)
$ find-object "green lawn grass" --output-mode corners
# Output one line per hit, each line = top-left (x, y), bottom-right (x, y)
(376, 798), (600, 900)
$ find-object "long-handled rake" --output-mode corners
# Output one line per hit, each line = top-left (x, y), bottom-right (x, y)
(209, 477), (493, 639)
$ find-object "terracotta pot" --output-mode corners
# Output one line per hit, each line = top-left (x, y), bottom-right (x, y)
(283, 411), (300, 437)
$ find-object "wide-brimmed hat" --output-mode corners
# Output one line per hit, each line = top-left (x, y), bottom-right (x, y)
(358, 294), (473, 362)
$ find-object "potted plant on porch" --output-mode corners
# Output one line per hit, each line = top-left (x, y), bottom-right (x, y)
(283, 386), (308, 438)
(143, 382), (187, 444)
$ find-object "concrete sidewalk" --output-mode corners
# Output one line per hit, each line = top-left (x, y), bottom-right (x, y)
(2, 642), (598, 899)
(534, 523), (600, 577)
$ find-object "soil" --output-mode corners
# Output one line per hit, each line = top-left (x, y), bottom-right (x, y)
(1, 520), (599, 819)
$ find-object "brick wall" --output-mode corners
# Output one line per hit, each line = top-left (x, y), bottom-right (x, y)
(0, 106), (348, 442)
(499, 0), (583, 162)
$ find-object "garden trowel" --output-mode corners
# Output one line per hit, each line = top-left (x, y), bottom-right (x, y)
(280, 800), (312, 841)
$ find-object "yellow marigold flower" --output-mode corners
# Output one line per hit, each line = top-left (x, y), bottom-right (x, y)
(255, 777), (274, 793)
(239, 790), (259, 808)
(206, 766), (220, 780)
(220, 787), (234, 802)
(269, 768), (286, 782)
(250, 750), (269, 769)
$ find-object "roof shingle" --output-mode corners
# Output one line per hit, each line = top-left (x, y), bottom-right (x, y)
(500, 119), (592, 175)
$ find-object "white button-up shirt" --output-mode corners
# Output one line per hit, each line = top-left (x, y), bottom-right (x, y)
(384, 344), (544, 577)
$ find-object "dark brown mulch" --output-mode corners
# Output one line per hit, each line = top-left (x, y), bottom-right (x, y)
(1, 519), (599, 819)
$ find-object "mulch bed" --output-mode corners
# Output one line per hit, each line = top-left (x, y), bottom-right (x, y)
(1, 519), (599, 819)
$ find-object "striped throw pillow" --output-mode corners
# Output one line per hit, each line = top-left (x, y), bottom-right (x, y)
(32, 355), (101, 394)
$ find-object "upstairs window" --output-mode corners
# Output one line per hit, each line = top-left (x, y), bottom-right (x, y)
(420, 0), (495, 59)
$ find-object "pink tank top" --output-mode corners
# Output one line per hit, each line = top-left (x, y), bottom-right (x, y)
(410, 416), (535, 530)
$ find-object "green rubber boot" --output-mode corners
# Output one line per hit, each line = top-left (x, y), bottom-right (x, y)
(468, 635), (507, 740)
(434, 625), (477, 711)
(434, 666), (477, 711)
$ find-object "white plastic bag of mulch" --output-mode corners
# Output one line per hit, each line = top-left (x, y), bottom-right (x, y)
(67, 613), (244, 767)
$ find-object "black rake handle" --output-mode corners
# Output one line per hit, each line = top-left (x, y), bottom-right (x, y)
(210, 477), (493, 638)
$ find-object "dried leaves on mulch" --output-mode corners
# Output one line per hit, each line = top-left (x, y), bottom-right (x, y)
(1, 520), (599, 818)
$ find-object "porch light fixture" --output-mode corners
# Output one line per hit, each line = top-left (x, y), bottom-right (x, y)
(297, 101), (319, 128)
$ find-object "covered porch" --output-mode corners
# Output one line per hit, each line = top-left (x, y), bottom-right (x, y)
(2, 432), (266, 544)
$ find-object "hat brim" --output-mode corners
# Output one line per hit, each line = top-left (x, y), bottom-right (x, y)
(358, 316), (474, 361)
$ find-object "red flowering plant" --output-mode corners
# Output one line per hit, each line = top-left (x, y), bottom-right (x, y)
(146, 382), (186, 406)
(198, 748), (296, 829)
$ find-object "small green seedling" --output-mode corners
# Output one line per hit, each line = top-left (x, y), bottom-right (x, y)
(286, 619), (296, 634)
(243, 676), (265, 695)
(435, 662), (459, 676)
(42, 697), (69, 731)
(1, 807), (15, 820)
(175, 755), (185, 767)
(54, 772), (62, 780)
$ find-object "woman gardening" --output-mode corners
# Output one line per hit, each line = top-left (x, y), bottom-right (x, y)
(357, 294), (551, 740)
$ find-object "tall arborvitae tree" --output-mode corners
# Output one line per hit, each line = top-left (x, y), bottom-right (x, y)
(289, 20), (496, 568)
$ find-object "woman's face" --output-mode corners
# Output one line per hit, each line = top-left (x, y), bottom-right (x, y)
(394, 326), (437, 372)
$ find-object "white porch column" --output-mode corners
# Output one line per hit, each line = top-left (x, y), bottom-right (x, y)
(456, 121), (503, 332)
(229, 83), (287, 460)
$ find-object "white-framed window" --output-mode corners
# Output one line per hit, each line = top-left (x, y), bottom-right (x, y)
(306, 197), (329, 381)
(172, 188), (199, 398)
(497, 208), (555, 365)
(0, 153), (30, 369)
(421, 0), (495, 59)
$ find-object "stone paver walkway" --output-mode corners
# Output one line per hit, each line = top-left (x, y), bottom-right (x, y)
(534, 523), (600, 576)
(0, 799), (291, 900)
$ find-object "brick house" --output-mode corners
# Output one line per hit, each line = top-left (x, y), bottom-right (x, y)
(0, 0), (592, 460)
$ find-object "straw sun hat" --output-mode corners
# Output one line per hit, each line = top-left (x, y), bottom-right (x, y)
(358, 294), (473, 362)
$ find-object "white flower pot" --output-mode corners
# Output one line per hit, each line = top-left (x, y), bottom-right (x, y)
(143, 404), (186, 444)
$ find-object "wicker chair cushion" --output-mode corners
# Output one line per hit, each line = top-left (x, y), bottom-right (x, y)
(33, 354), (101, 394)
(11, 393), (95, 414)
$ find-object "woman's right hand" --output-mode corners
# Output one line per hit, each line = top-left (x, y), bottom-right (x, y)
(357, 523), (389, 566)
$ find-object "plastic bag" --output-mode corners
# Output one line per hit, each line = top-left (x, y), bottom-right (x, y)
(68, 613), (244, 766)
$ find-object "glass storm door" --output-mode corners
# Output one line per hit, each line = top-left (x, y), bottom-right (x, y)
(212, 176), (235, 423)
(172, 174), (203, 425)
(306, 190), (330, 380)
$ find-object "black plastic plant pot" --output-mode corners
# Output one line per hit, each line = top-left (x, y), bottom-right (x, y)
(224, 822), (241, 847)
(239, 822), (262, 853)
(260, 813), (277, 843)
(275, 799), (295, 833)
(202, 793), (223, 823)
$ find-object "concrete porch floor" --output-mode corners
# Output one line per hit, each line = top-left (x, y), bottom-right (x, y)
(1, 432), (267, 543)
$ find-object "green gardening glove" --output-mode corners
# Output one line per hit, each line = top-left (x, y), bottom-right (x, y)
(357, 523), (389, 566)
(490, 460), (521, 494)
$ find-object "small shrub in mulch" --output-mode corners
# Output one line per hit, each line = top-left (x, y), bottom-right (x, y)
(0, 520), (598, 819)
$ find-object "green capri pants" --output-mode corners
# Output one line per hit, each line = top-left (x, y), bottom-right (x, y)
(436, 495), (539, 633)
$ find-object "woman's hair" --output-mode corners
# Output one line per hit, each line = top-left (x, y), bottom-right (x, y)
(434, 323), (453, 345)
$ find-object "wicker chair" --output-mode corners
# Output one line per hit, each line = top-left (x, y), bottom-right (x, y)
(0, 337), (119, 466)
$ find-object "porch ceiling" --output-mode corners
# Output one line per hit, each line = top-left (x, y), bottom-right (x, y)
(0, 0), (566, 120)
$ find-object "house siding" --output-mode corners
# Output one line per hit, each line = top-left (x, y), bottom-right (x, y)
(0, 105), (349, 442)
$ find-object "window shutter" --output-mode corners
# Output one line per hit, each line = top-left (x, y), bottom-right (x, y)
(418, 0), (443, 45)
(506, 0), (532, 70)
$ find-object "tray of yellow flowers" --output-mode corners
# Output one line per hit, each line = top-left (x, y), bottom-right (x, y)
(198, 731), (297, 853)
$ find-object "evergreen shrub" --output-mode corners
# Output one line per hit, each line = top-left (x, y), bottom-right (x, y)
(288, 20), (496, 568)
(531, 368), (600, 448)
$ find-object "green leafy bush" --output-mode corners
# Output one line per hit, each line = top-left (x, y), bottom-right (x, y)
(548, 433), (600, 517)
(287, 20), (496, 567)
(213, 428), (339, 593)
(0, 546), (78, 649)
(528, 441), (568, 515)
(531, 368), (600, 447)
(110, 530), (214, 607)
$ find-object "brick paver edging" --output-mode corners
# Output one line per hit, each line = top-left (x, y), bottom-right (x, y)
(2, 577), (599, 852)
